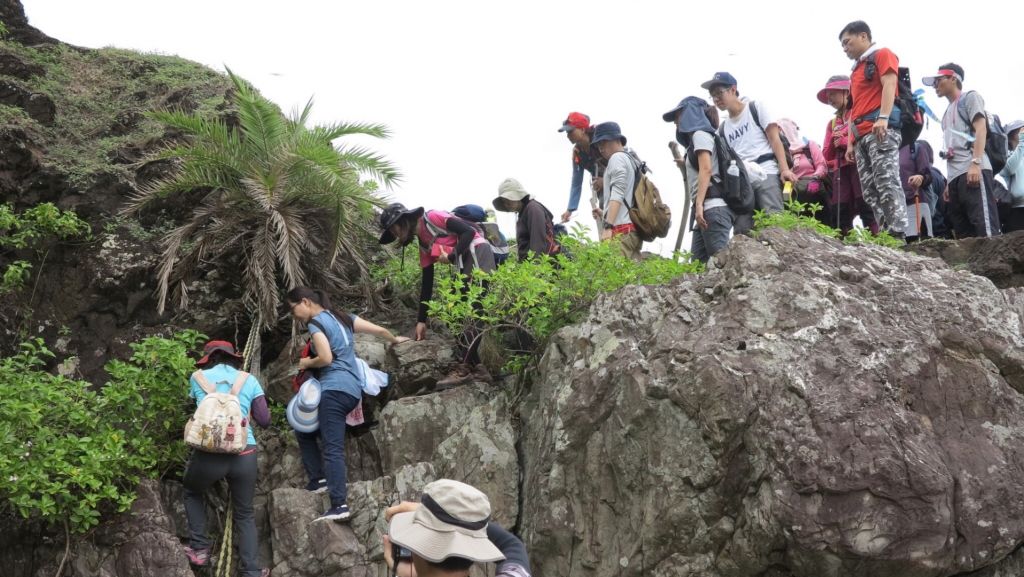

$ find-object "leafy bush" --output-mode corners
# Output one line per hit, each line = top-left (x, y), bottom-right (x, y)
(426, 228), (703, 372)
(0, 330), (204, 533)
(371, 245), (421, 301)
(753, 200), (906, 248)
(0, 202), (91, 294)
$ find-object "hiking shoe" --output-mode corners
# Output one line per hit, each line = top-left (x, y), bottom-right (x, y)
(184, 545), (210, 566)
(437, 364), (473, 387)
(317, 504), (351, 522)
(306, 478), (328, 493)
(470, 364), (493, 383)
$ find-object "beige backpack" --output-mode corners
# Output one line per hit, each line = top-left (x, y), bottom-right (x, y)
(184, 370), (250, 454)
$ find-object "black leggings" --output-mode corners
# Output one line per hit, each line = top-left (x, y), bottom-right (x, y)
(183, 446), (262, 577)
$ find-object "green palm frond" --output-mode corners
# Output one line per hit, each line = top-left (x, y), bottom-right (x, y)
(125, 67), (398, 335)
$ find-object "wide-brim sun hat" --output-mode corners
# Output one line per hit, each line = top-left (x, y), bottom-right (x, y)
(492, 178), (530, 212)
(197, 340), (244, 367)
(378, 203), (425, 245)
(816, 75), (851, 104)
(286, 394), (319, 433)
(388, 479), (505, 563)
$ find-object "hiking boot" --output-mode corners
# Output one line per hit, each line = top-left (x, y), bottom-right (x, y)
(437, 364), (473, 387)
(184, 545), (210, 566)
(317, 503), (351, 522)
(470, 364), (492, 383)
(306, 478), (328, 493)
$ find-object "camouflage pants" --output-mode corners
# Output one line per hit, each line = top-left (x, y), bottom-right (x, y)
(854, 129), (907, 235)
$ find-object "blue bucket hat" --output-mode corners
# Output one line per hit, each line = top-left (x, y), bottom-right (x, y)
(590, 122), (627, 146)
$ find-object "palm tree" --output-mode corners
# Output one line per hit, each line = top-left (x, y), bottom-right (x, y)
(123, 68), (399, 371)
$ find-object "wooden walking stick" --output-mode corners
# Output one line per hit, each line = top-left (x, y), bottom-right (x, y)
(669, 141), (692, 255)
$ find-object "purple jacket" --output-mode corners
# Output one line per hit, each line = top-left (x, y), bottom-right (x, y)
(899, 142), (934, 203)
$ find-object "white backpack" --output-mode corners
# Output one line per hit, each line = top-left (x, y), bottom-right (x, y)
(184, 370), (250, 454)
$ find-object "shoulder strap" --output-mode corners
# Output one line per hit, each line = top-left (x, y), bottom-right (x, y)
(192, 370), (215, 394)
(423, 212), (449, 238)
(749, 101), (764, 132)
(229, 370), (249, 396)
(957, 90), (981, 131)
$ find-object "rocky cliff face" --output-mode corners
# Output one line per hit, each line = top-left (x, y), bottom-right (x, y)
(520, 228), (1024, 577)
(7, 1), (1024, 576)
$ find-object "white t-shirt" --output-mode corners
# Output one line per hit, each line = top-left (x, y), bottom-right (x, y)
(719, 98), (779, 174)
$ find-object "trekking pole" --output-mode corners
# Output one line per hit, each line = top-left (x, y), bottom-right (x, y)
(669, 141), (692, 257)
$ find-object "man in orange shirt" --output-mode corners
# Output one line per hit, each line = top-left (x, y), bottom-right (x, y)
(839, 20), (907, 240)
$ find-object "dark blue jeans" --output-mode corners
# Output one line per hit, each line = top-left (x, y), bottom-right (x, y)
(295, 390), (360, 506)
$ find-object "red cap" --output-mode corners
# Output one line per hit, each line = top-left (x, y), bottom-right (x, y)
(558, 112), (590, 132)
(197, 340), (243, 367)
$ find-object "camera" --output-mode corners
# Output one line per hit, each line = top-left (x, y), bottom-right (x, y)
(392, 543), (413, 577)
(394, 544), (412, 560)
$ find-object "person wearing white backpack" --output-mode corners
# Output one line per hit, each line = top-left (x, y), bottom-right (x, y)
(285, 287), (409, 523)
(182, 340), (271, 577)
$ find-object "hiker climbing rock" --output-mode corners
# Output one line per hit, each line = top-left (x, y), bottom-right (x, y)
(492, 178), (561, 261)
(557, 111), (603, 225)
(284, 287), (408, 522)
(382, 479), (532, 577)
(378, 203), (496, 386)
(590, 122), (644, 260)
(182, 340), (271, 577)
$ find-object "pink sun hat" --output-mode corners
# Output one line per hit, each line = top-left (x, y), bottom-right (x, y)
(817, 75), (851, 104)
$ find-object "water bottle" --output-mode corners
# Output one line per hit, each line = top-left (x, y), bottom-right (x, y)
(726, 159), (740, 195)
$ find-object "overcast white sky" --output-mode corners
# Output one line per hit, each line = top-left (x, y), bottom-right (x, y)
(22, 0), (1024, 253)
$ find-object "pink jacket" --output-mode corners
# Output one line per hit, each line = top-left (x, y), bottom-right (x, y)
(791, 141), (828, 180)
(822, 113), (854, 171)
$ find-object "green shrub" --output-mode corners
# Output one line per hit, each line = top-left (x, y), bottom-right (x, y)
(753, 200), (906, 248)
(426, 228), (703, 372)
(0, 330), (204, 533)
(0, 202), (91, 294)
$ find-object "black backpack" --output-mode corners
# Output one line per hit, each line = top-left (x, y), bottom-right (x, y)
(864, 52), (924, 148)
(956, 91), (1009, 175)
(718, 101), (793, 169)
(689, 133), (755, 215)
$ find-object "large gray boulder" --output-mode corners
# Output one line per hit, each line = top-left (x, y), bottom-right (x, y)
(520, 228), (1024, 577)
(268, 463), (436, 577)
(377, 384), (518, 526)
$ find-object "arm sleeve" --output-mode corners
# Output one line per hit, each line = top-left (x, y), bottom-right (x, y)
(1006, 140), (1024, 176)
(417, 264), (434, 323)
(965, 91), (987, 124)
(822, 121), (836, 169)
(487, 523), (531, 574)
(568, 159), (584, 211)
(445, 217), (476, 256)
(526, 203), (550, 257)
(914, 145), (932, 186)
(877, 48), (899, 77)
(250, 394), (271, 428)
(606, 155), (629, 204)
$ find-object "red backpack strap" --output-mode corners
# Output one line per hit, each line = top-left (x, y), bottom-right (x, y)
(229, 370), (250, 396)
(192, 370), (215, 394)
